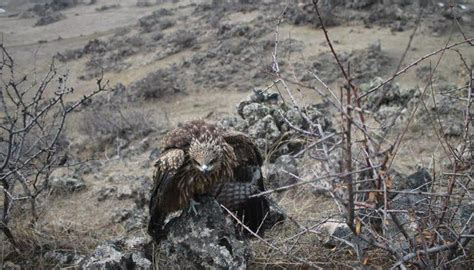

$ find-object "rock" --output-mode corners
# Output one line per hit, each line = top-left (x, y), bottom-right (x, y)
(35, 12), (65, 26)
(249, 89), (279, 104)
(97, 186), (117, 202)
(131, 253), (152, 269)
(241, 103), (271, 125)
(44, 250), (85, 266)
(111, 207), (147, 231)
(121, 236), (151, 250)
(148, 148), (161, 161)
(320, 221), (352, 248)
(49, 176), (86, 193)
(154, 198), (250, 269)
(117, 185), (134, 200)
(2, 261), (21, 270)
(82, 243), (152, 270)
(387, 168), (431, 197)
(406, 167), (432, 191)
(111, 209), (133, 223)
(360, 77), (402, 111)
(264, 155), (299, 190)
(139, 9), (174, 32)
(248, 115), (281, 151)
(82, 244), (127, 269)
(387, 194), (428, 250)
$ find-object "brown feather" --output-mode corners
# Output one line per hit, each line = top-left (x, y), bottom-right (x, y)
(149, 120), (269, 239)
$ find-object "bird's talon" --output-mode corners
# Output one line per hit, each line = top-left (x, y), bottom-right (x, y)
(188, 199), (200, 215)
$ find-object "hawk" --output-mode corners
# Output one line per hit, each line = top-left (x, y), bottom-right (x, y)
(148, 120), (269, 240)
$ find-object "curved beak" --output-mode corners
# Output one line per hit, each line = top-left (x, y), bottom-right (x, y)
(199, 164), (210, 175)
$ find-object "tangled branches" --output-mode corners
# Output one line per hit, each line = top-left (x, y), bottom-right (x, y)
(244, 1), (473, 268)
(0, 44), (107, 249)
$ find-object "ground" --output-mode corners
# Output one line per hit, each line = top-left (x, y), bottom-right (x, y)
(0, 0), (473, 268)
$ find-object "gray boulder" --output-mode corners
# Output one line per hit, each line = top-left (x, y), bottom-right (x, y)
(49, 176), (86, 193)
(264, 155), (299, 190)
(82, 243), (151, 270)
(241, 103), (271, 125)
(154, 198), (250, 269)
(44, 250), (85, 267)
(248, 115), (281, 151)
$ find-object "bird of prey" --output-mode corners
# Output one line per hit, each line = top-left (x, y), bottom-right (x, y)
(148, 120), (269, 240)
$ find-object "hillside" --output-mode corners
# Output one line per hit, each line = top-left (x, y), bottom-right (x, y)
(0, 0), (473, 269)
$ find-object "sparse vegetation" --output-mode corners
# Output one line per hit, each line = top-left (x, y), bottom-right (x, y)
(0, 44), (107, 259)
(0, 0), (472, 268)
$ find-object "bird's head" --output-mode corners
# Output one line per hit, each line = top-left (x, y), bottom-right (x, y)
(188, 137), (224, 175)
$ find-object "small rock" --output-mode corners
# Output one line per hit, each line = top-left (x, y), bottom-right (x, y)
(82, 243), (151, 270)
(241, 103), (271, 125)
(148, 148), (161, 161)
(44, 250), (84, 266)
(97, 186), (117, 202)
(406, 167), (432, 191)
(154, 199), (250, 269)
(35, 12), (65, 26)
(320, 221), (352, 248)
(117, 185), (133, 200)
(264, 155), (299, 190)
(2, 261), (21, 270)
(389, 168), (431, 194)
(49, 177), (86, 193)
(111, 209), (133, 223)
(247, 115), (281, 151)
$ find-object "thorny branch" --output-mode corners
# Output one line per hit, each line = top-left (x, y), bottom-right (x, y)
(0, 44), (108, 248)
(252, 1), (474, 268)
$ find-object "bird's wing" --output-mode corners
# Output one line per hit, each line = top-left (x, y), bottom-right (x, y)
(148, 148), (185, 239)
(222, 131), (263, 167)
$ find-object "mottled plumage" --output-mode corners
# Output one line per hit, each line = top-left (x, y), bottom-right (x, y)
(148, 120), (269, 240)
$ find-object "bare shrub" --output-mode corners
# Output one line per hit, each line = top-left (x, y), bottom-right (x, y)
(131, 67), (185, 100)
(231, 1), (474, 268)
(79, 106), (156, 139)
(0, 44), (107, 253)
(77, 105), (158, 156)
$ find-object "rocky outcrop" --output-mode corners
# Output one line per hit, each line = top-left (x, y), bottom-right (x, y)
(154, 198), (251, 269)
(82, 239), (152, 270)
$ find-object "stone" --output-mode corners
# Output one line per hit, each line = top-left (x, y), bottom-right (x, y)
(148, 148), (161, 161)
(153, 198), (250, 269)
(82, 243), (151, 270)
(241, 103), (271, 125)
(35, 12), (65, 26)
(44, 250), (84, 266)
(97, 186), (116, 202)
(264, 155), (299, 190)
(117, 185), (134, 200)
(247, 115), (281, 151)
(49, 176), (86, 193)
(406, 168), (432, 191)
(2, 262), (21, 270)
(386, 193), (428, 250)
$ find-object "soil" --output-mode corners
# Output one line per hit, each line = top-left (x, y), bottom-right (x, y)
(0, 0), (473, 268)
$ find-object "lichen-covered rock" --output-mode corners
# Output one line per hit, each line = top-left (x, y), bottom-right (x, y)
(44, 250), (85, 267)
(360, 78), (402, 111)
(82, 242), (152, 270)
(49, 176), (86, 193)
(389, 167), (431, 194)
(264, 155), (299, 190)
(241, 103), (271, 125)
(154, 199), (251, 269)
(248, 115), (281, 151)
(386, 193), (427, 250)
(82, 244), (129, 269)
